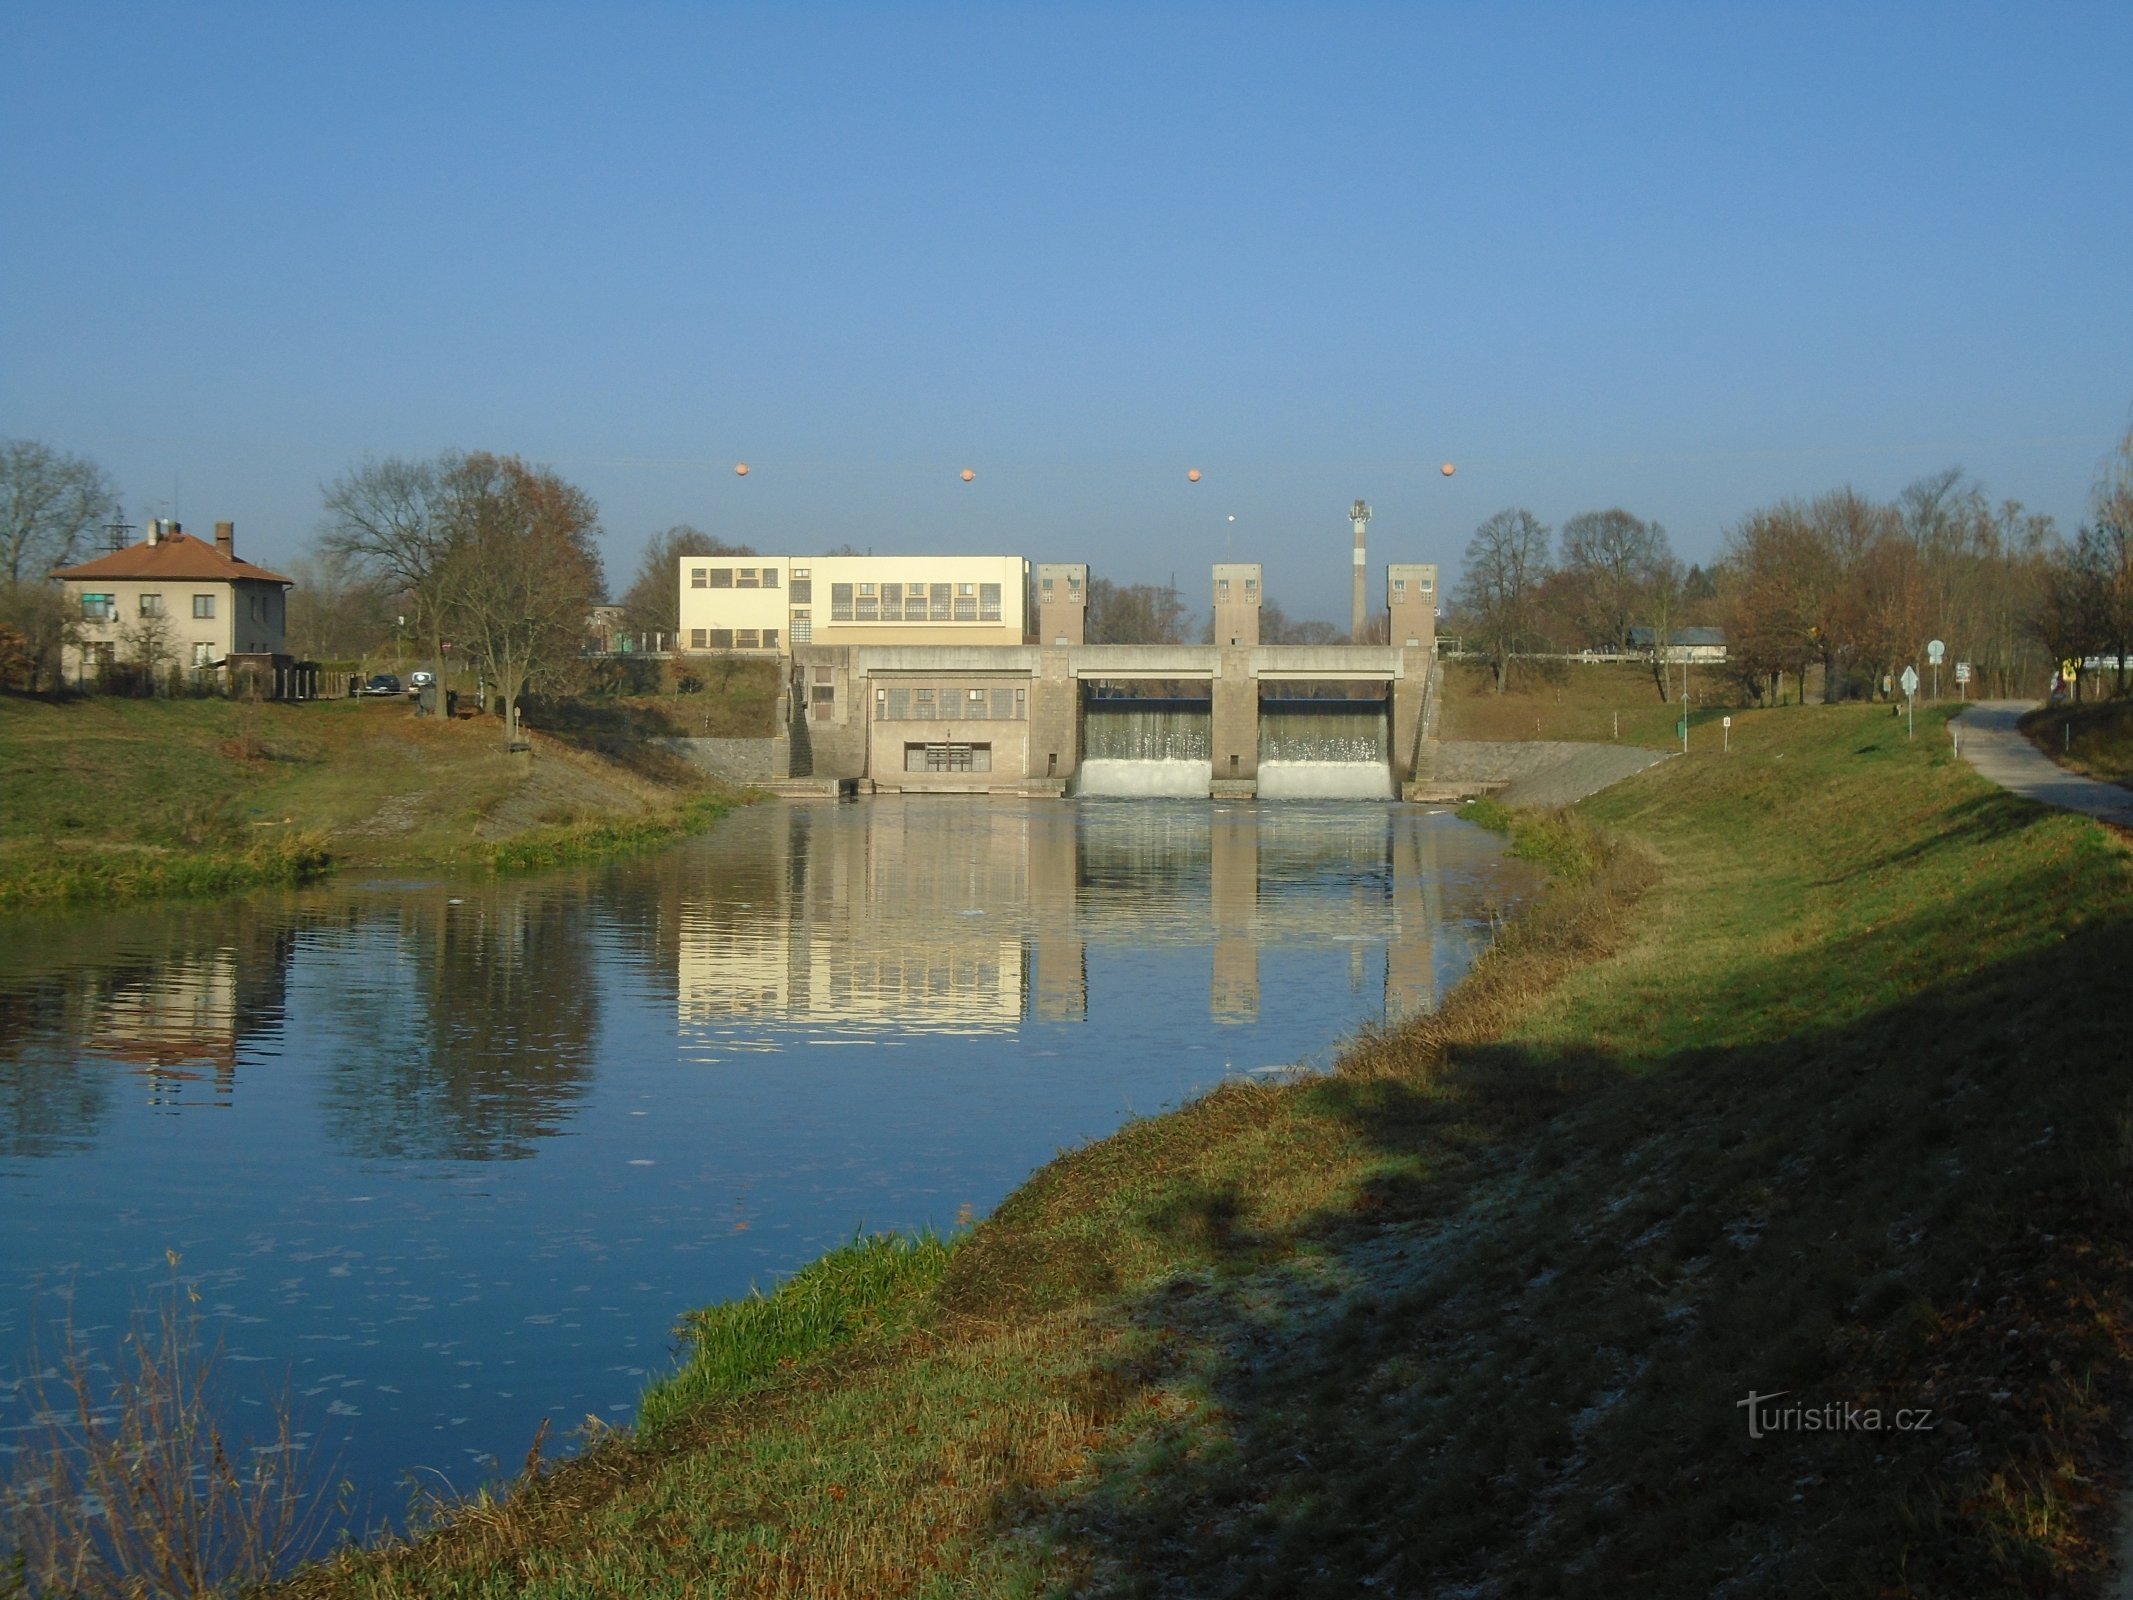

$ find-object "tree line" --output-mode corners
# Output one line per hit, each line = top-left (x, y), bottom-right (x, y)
(1448, 428), (2133, 704)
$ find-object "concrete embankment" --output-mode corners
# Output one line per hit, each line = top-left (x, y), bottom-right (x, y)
(1412, 739), (1670, 806)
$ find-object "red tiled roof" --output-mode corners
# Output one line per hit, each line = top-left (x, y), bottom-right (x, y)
(52, 532), (293, 586)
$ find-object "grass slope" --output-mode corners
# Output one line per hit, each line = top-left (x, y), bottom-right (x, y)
(2025, 697), (2133, 789)
(1437, 657), (1731, 748)
(275, 703), (2133, 1598)
(0, 695), (743, 909)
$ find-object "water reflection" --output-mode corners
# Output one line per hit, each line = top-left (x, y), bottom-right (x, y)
(672, 800), (1499, 1045)
(315, 889), (602, 1162)
(0, 798), (1535, 1533)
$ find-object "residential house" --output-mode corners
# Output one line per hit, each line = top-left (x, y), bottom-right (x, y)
(52, 520), (293, 687)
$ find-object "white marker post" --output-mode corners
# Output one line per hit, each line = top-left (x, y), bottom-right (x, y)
(1722, 714), (1732, 753)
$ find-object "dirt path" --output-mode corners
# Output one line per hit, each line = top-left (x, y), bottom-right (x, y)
(1952, 701), (2133, 828)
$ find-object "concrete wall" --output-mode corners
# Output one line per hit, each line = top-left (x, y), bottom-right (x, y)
(1210, 646), (1259, 781)
(662, 737), (791, 784)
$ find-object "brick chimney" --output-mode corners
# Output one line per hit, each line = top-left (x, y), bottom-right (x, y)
(215, 521), (234, 560)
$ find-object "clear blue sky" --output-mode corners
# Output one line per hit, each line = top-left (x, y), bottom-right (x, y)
(4, 2), (2128, 624)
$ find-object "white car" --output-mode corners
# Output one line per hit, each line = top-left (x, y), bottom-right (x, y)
(406, 670), (437, 701)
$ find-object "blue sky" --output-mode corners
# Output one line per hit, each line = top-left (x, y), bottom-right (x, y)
(4, 2), (2128, 624)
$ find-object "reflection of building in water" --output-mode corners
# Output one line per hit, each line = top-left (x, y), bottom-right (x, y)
(673, 802), (1474, 1040)
(1385, 820), (1440, 1021)
(1210, 811), (1259, 1023)
(678, 806), (1029, 1037)
(1029, 811), (1086, 1021)
(83, 924), (295, 1104)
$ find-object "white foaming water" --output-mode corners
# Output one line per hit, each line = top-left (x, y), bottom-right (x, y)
(1073, 758), (1215, 797)
(1256, 760), (1396, 800)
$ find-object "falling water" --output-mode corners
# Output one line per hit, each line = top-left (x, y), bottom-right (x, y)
(1078, 698), (1215, 795)
(1258, 699), (1393, 799)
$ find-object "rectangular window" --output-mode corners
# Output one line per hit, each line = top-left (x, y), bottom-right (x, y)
(192, 593), (216, 619)
(1392, 578), (1406, 592)
(831, 582), (854, 621)
(930, 582), (952, 621)
(736, 628), (760, 649)
(992, 688), (1017, 720)
(881, 583), (901, 612)
(691, 628), (709, 649)
(736, 568), (759, 588)
(855, 592), (879, 621)
(978, 582), (1002, 621)
(905, 743), (990, 773)
(810, 682), (835, 722)
(1420, 576), (1434, 593)
(913, 688), (936, 720)
(81, 592), (114, 620)
(1218, 579), (1230, 599)
(191, 642), (214, 667)
(790, 609), (811, 644)
(761, 568), (779, 589)
(1244, 577), (1257, 593)
(691, 567), (709, 588)
(954, 588), (977, 622)
(1068, 574), (1082, 593)
(139, 593), (164, 617)
(882, 687), (909, 719)
(1041, 576), (1054, 591)
(788, 576), (811, 603)
(708, 628), (734, 649)
(708, 568), (734, 588)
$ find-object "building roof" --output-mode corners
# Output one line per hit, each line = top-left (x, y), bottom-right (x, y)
(52, 532), (293, 586)
(1629, 625), (1727, 647)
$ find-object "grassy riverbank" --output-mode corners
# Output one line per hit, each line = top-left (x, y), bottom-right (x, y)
(0, 694), (746, 910)
(2025, 696), (2133, 788)
(266, 700), (2133, 1597)
(1437, 656), (1733, 747)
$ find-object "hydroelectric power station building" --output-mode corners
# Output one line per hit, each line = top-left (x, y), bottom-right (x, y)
(676, 553), (1438, 798)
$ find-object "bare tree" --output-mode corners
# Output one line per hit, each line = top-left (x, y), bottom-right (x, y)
(284, 549), (398, 661)
(1087, 577), (1191, 644)
(1, 441), (120, 690)
(1, 439), (118, 587)
(320, 456), (458, 677)
(1559, 508), (1672, 656)
(1455, 509), (1553, 692)
(434, 453), (604, 744)
(620, 525), (753, 644)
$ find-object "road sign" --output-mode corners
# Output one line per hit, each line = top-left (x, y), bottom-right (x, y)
(1955, 661), (1972, 683)
(1927, 639), (1946, 665)
(1900, 665), (1919, 697)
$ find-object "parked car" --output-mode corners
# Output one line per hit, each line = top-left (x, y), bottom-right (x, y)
(356, 673), (401, 697)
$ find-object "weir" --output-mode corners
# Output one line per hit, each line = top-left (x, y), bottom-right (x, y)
(1256, 697), (1395, 800)
(1077, 696), (1215, 797)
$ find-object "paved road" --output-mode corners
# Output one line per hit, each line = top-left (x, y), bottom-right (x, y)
(1952, 701), (2133, 827)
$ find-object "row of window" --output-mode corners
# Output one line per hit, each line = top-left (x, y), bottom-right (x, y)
(690, 566), (801, 595)
(874, 686), (1026, 722)
(78, 592), (272, 622)
(689, 627), (782, 651)
(904, 742), (993, 773)
(830, 582), (1002, 624)
(81, 642), (252, 667)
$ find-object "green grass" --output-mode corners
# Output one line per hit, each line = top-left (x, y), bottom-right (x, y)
(1438, 656), (1733, 747)
(2024, 695), (2133, 787)
(270, 702), (2133, 1599)
(637, 1233), (956, 1436)
(0, 693), (746, 909)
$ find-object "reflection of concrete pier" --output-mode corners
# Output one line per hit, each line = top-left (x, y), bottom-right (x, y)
(674, 802), (1479, 1040)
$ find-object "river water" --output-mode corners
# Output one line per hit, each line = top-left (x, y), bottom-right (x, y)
(0, 798), (1537, 1535)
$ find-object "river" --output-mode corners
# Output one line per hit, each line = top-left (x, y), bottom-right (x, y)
(0, 797), (1538, 1536)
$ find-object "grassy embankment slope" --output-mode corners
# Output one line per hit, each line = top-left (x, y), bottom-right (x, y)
(0, 674), (775, 909)
(280, 700), (2133, 1598)
(2026, 697), (2133, 788)
(1438, 656), (1732, 747)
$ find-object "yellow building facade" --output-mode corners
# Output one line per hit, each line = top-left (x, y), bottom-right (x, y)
(677, 554), (1031, 655)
